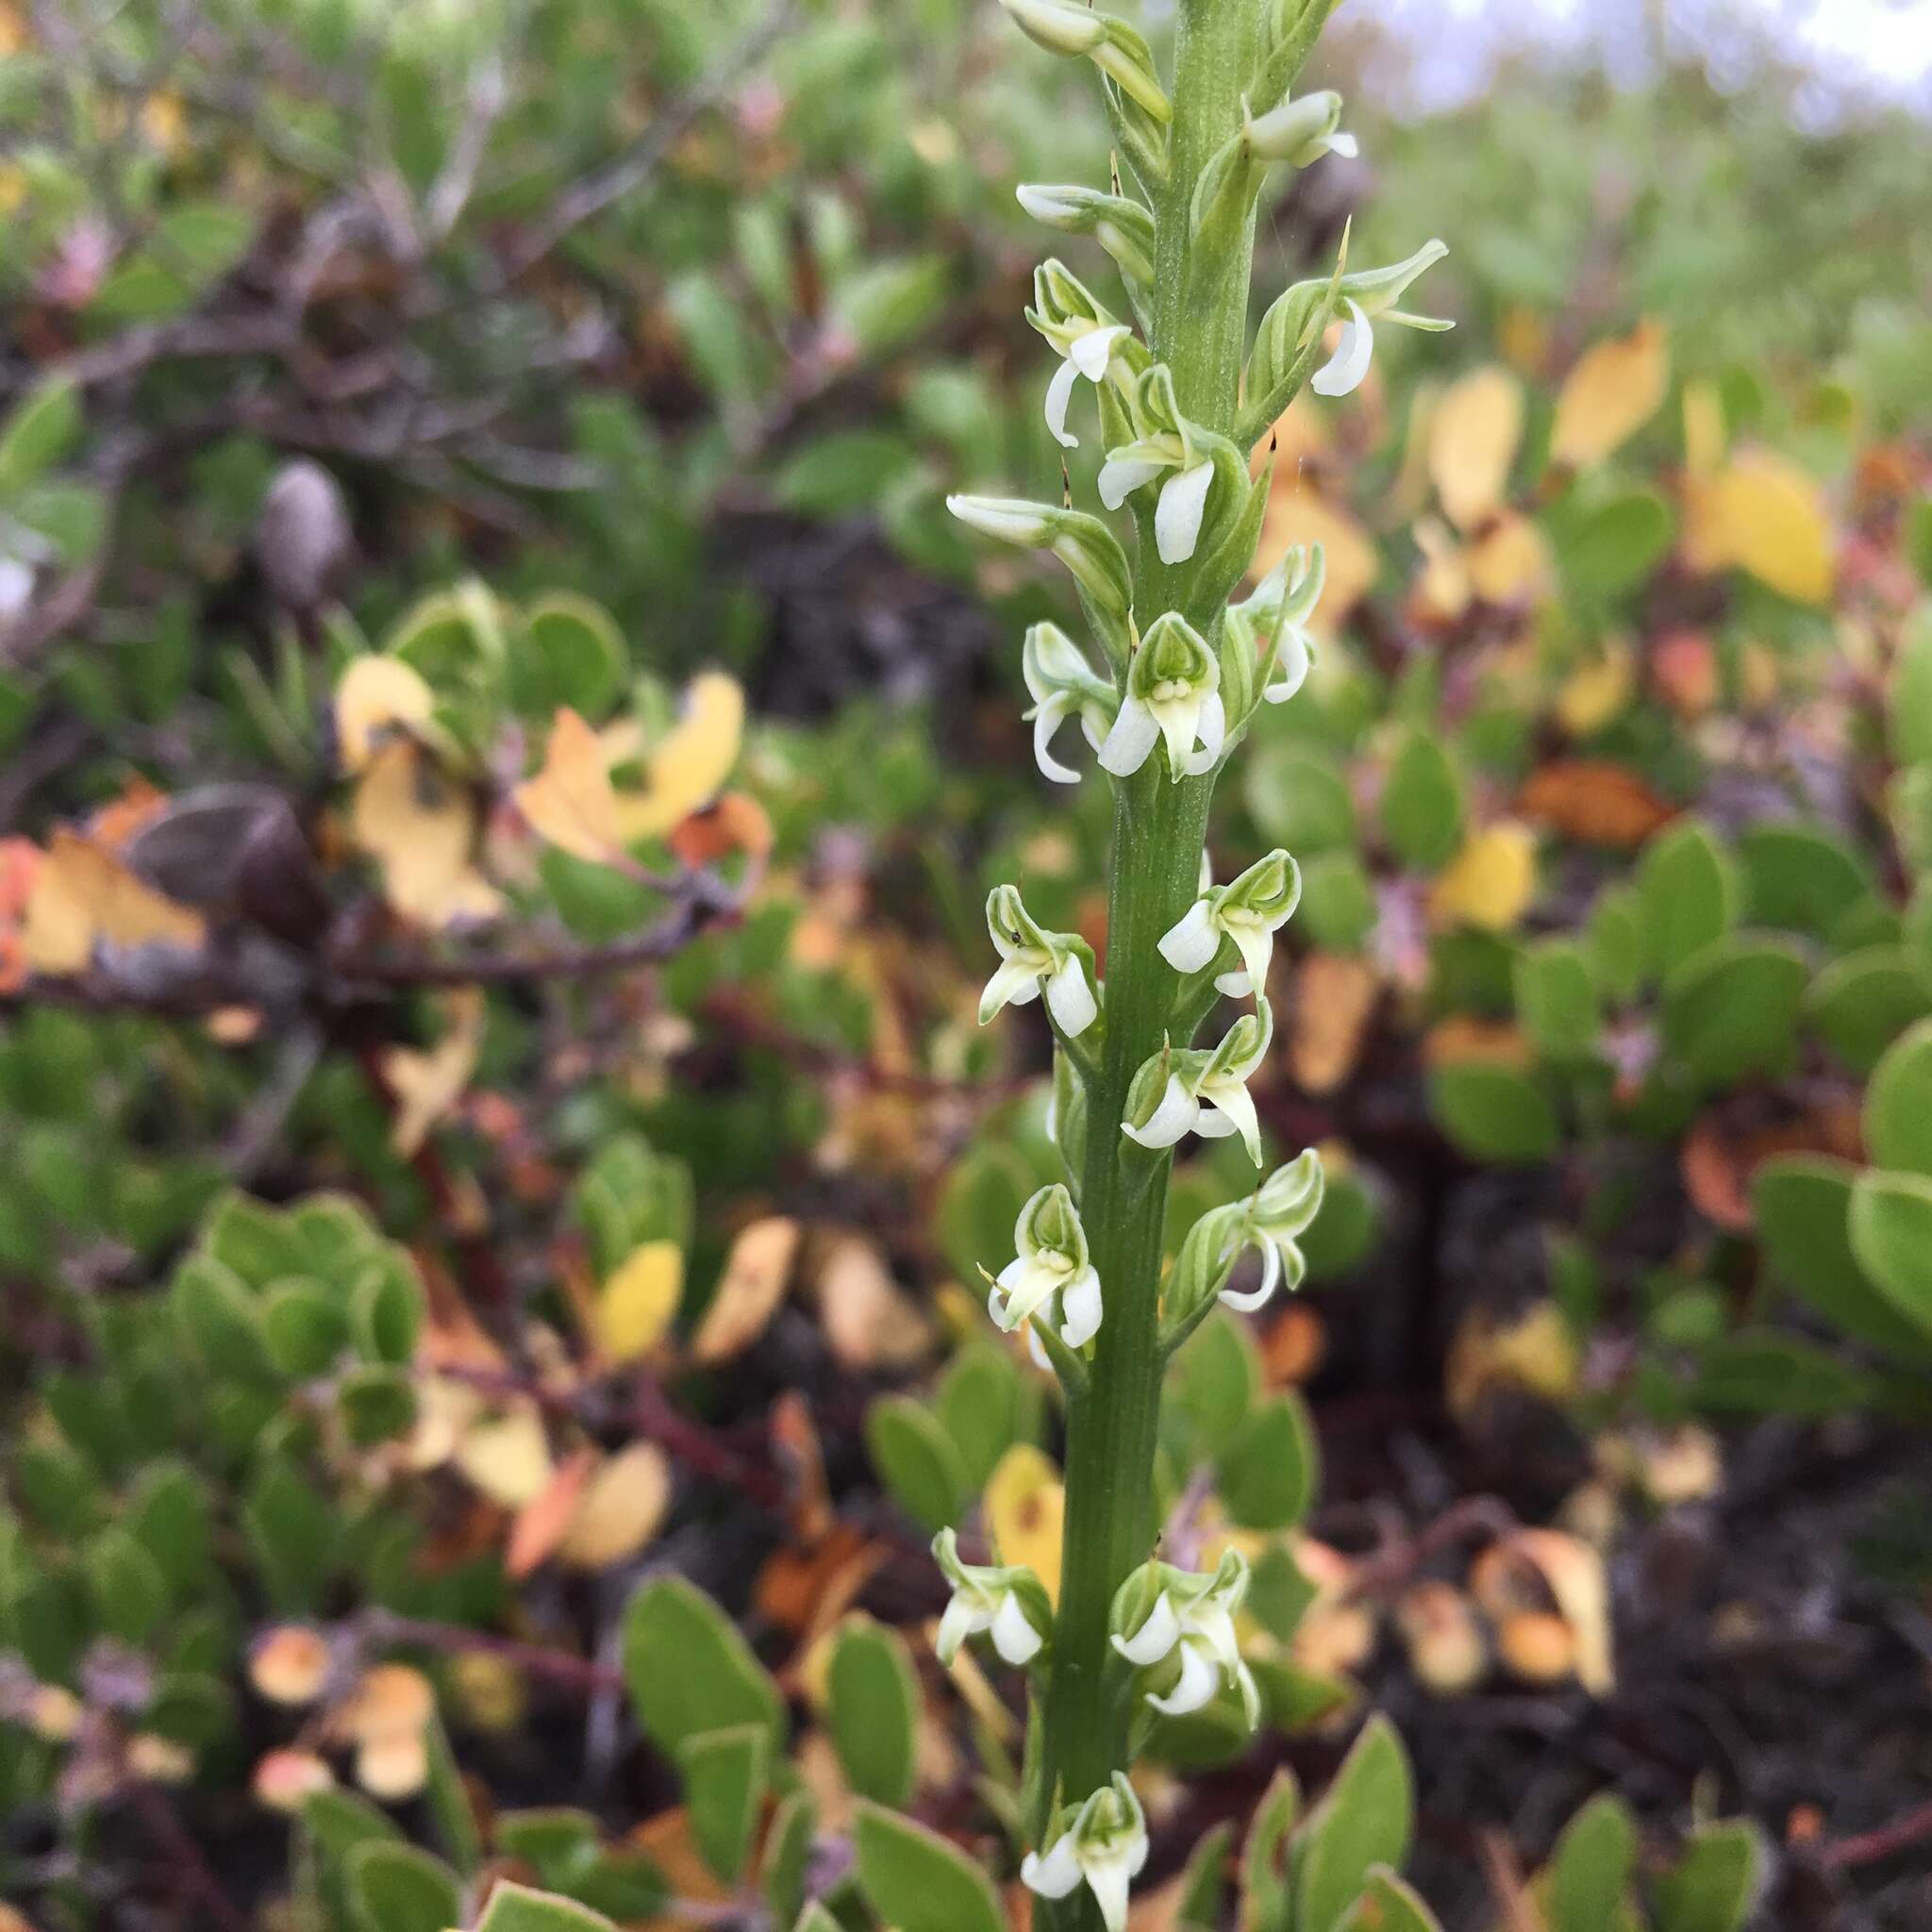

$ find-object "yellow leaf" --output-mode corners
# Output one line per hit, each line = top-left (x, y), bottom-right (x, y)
(1254, 481), (1376, 636)
(1428, 365), (1523, 531)
(335, 656), (436, 775)
(1467, 510), (1553, 607)
(1514, 1528), (1615, 1697)
(1690, 449), (1834, 606)
(614, 673), (747, 841)
(690, 1216), (799, 1364)
(1553, 639), (1635, 737)
(22, 827), (205, 974)
(381, 988), (484, 1157)
(1550, 320), (1670, 468)
(1410, 516), (1472, 624)
(814, 1234), (934, 1369)
(514, 707), (624, 863)
(984, 1443), (1065, 1606)
(596, 1240), (685, 1365)
(454, 1404), (553, 1507)
(349, 741), (502, 929)
(559, 1442), (674, 1569)
(1428, 821), (1538, 932)
(1681, 378), (1726, 480)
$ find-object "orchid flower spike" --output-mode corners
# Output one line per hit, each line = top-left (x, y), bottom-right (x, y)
(1111, 1547), (1260, 1725)
(1021, 1774), (1150, 1932)
(1237, 542), (1324, 705)
(1158, 848), (1302, 998)
(1123, 999), (1274, 1164)
(1244, 89), (1357, 167)
(1097, 365), (1228, 564)
(981, 884), (1101, 1038)
(1098, 611), (1224, 782)
(1219, 1147), (1325, 1311)
(1024, 623), (1118, 784)
(932, 1527), (1053, 1668)
(987, 1183), (1103, 1348)
(1308, 238), (1454, 398)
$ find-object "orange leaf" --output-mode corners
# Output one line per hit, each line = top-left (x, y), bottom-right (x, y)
(1515, 759), (1676, 849)
(1289, 952), (1378, 1095)
(23, 826), (206, 974)
(514, 707), (624, 864)
(1550, 320), (1670, 468)
(505, 1448), (597, 1580)
(690, 1216), (800, 1364)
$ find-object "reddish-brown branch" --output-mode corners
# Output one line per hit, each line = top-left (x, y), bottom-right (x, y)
(357, 1610), (626, 1697)
(1821, 1797), (1932, 1871)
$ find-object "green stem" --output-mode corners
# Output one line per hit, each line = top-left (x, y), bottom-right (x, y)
(1036, 2), (1261, 1920)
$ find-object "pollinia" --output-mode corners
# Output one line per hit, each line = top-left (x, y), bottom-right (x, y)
(941, 1), (1447, 1924)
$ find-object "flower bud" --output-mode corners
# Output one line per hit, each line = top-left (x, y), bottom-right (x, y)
(998, 0), (1172, 125)
(946, 495), (1135, 620)
(1016, 185), (1158, 287)
(1244, 90), (1348, 165)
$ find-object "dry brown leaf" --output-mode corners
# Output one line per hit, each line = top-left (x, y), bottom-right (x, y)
(514, 707), (625, 863)
(771, 1391), (833, 1543)
(505, 1446), (597, 1580)
(22, 826), (206, 974)
(350, 741), (503, 928)
(756, 1521), (884, 1638)
(815, 1233), (933, 1369)
(668, 791), (774, 870)
(1290, 951), (1378, 1094)
(1467, 509), (1554, 607)
(1260, 1303), (1326, 1386)
(690, 1217), (800, 1363)
(1515, 759), (1676, 849)
(1422, 1015), (1535, 1069)
(1395, 1580), (1488, 1696)
(338, 1663), (434, 1743)
(248, 1626), (333, 1707)
(1472, 1528), (1613, 1695)
(1550, 320), (1670, 468)
(558, 1441), (674, 1570)
(1429, 364), (1523, 530)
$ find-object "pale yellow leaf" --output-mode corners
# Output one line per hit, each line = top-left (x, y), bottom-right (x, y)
(1681, 378), (1726, 481)
(596, 1239), (686, 1364)
(614, 672), (747, 841)
(22, 827), (206, 974)
(1467, 509), (1554, 607)
(690, 1216), (800, 1363)
(815, 1234), (934, 1369)
(334, 656), (436, 775)
(454, 1403), (553, 1507)
(559, 1441), (674, 1569)
(381, 988), (485, 1157)
(985, 1443), (1065, 1606)
(1428, 821), (1538, 932)
(514, 707), (624, 863)
(1552, 638), (1635, 737)
(349, 741), (502, 929)
(1428, 364), (1523, 530)
(1550, 320), (1670, 468)
(1253, 481), (1376, 636)
(1690, 449), (1834, 606)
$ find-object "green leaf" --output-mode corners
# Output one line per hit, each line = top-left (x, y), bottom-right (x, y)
(1546, 1793), (1637, 1932)
(512, 595), (627, 721)
(337, 1364), (419, 1445)
(934, 1343), (1027, 1492)
(760, 1790), (819, 1930)
(303, 1787), (405, 1860)
(1341, 1870), (1442, 1931)
(346, 1843), (462, 1932)
(242, 1458), (339, 1613)
(1216, 1391), (1319, 1531)
(1753, 1158), (1932, 1357)
(851, 1802), (1005, 1932)
(475, 1881), (617, 1932)
(1805, 946), (1932, 1074)
(125, 1461), (213, 1597)
(827, 1618), (919, 1807)
(677, 1724), (770, 1884)
(0, 375), (82, 497)
(493, 1810), (600, 1884)
(202, 1191), (306, 1289)
(1382, 733), (1464, 872)
(1865, 1018), (1932, 1176)
(622, 1576), (786, 1757)
(1585, 886), (1645, 1005)
(1738, 822), (1874, 939)
(1514, 938), (1602, 1061)
(1660, 936), (1806, 1088)
(1241, 1770), (1299, 1932)
(1245, 746), (1357, 856)
(1691, 1332), (1875, 1417)
(1889, 605), (1932, 765)
(1551, 489), (1674, 599)
(1849, 1169), (1932, 1339)
(1906, 505), (1932, 591)
(1637, 821), (1738, 979)
(264, 1278), (351, 1376)
(172, 1253), (276, 1381)
(1168, 1310), (1261, 1461)
(1650, 1821), (1764, 1932)
(86, 1528), (170, 1644)
(1428, 1063), (1560, 1163)
(864, 1395), (968, 1535)
(1174, 1822), (1235, 1930)
(1298, 852), (1379, 953)
(1293, 1716), (1414, 1932)
(352, 1252), (425, 1365)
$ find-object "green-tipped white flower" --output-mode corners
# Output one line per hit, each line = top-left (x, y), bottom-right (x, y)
(931, 1528), (1054, 1667)
(1158, 848), (1302, 997)
(988, 1182), (1102, 1348)
(997, 0), (1171, 124)
(1244, 542), (1324, 705)
(1021, 1774), (1150, 1932)
(1111, 1547), (1259, 1724)
(1308, 239), (1454, 398)
(1244, 89), (1357, 166)
(1123, 999), (1274, 1163)
(981, 885), (1100, 1037)
(1223, 1148), (1324, 1310)
(1024, 623), (1118, 785)
(1026, 262), (1143, 450)
(1098, 366), (1228, 565)
(946, 493), (1134, 619)
(1016, 184), (1157, 288)
(1097, 612), (1223, 782)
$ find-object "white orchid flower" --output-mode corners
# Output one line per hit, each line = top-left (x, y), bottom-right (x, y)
(1217, 1147), (1324, 1311)
(1244, 89), (1357, 167)
(1097, 612), (1224, 783)
(1123, 999), (1274, 1164)
(1111, 1548), (1260, 1724)
(1026, 260), (1144, 451)
(1308, 239), (1454, 398)
(1044, 323), (1134, 449)
(1158, 848), (1302, 999)
(1237, 542), (1324, 706)
(1022, 1774), (1150, 1932)
(1023, 623), (1118, 784)
(981, 884), (1100, 1038)
(931, 1527), (1053, 1667)
(1096, 365), (1229, 564)
(987, 1183), (1103, 1349)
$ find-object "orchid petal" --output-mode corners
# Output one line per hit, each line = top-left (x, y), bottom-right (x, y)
(1155, 459), (1214, 565)
(1122, 1074), (1196, 1148)
(1097, 695), (1161, 776)
(1218, 1234), (1281, 1312)
(1044, 954), (1099, 1038)
(1044, 358), (1081, 449)
(1310, 299), (1374, 397)
(1147, 1639), (1221, 1716)
(1158, 900), (1221, 974)
(1022, 1838), (1083, 1902)
(1058, 1266), (1103, 1348)
(1112, 1591), (1180, 1667)
(1098, 455), (1164, 509)
(1032, 696), (1084, 784)
(1181, 689), (1226, 775)
(991, 1590), (1044, 1665)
